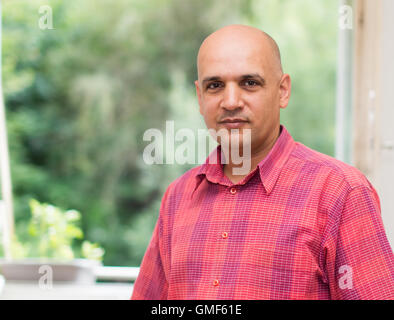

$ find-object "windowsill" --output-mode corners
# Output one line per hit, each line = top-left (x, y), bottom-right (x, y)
(0, 266), (139, 300)
(94, 266), (139, 282)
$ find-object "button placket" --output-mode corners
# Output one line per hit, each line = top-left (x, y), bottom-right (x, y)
(211, 185), (237, 289)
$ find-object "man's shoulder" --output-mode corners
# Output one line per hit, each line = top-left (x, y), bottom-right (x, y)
(290, 142), (373, 191)
(164, 165), (203, 196)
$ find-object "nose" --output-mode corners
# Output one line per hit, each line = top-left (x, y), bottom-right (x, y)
(220, 83), (244, 110)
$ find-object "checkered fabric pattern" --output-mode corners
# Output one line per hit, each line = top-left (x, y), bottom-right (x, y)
(131, 125), (394, 300)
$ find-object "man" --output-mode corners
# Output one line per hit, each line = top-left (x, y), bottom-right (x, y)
(131, 25), (394, 300)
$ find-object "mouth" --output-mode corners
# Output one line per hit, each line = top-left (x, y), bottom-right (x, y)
(218, 118), (249, 129)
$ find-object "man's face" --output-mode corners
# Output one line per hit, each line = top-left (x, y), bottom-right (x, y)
(195, 28), (290, 156)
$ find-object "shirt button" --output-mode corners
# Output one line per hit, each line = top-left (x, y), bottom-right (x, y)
(213, 279), (220, 286)
(222, 232), (228, 239)
(230, 187), (237, 194)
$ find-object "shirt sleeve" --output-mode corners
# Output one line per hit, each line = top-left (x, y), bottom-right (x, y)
(324, 184), (394, 300)
(131, 192), (169, 299)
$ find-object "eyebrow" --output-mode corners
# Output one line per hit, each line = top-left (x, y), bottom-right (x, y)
(202, 73), (266, 85)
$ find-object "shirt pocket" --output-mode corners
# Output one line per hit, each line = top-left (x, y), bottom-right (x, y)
(235, 246), (315, 300)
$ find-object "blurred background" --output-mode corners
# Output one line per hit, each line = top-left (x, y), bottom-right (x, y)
(0, 0), (393, 299)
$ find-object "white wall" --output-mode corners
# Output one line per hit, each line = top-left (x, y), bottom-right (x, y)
(353, 0), (394, 249)
(376, 0), (394, 249)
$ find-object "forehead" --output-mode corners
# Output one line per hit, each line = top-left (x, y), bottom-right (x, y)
(200, 53), (265, 79)
(198, 37), (273, 80)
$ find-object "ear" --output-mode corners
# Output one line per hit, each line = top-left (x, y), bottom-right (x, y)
(278, 74), (291, 109)
(195, 80), (203, 115)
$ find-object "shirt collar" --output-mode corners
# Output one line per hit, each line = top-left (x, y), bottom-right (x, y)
(195, 125), (296, 194)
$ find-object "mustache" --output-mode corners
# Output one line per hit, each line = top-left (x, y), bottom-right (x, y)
(218, 112), (249, 122)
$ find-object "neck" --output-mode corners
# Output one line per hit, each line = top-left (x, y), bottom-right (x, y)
(223, 127), (280, 184)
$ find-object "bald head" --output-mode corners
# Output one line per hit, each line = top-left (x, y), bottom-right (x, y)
(194, 25), (292, 165)
(197, 25), (283, 82)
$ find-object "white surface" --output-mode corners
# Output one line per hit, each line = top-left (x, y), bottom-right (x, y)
(0, 275), (5, 295)
(94, 266), (139, 281)
(378, 0), (394, 250)
(0, 87), (14, 259)
(335, 0), (353, 164)
(353, 0), (394, 250)
(0, 200), (3, 233)
(0, 265), (139, 299)
(0, 280), (134, 300)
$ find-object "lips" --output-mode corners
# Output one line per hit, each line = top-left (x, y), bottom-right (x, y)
(218, 118), (249, 129)
(220, 118), (248, 123)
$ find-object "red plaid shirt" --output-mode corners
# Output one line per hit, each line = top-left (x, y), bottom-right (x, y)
(132, 125), (394, 300)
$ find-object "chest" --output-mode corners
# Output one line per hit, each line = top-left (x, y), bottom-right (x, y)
(170, 180), (324, 269)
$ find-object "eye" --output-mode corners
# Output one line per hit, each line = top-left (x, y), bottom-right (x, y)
(242, 79), (259, 87)
(206, 82), (223, 90)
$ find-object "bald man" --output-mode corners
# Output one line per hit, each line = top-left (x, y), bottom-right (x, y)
(132, 25), (394, 300)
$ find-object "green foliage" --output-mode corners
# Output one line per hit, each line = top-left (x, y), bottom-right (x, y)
(27, 199), (82, 259)
(81, 240), (106, 262)
(10, 199), (104, 261)
(248, 0), (338, 156)
(2, 0), (337, 266)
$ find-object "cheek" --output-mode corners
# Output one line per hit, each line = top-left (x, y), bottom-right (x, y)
(201, 98), (219, 119)
(249, 90), (278, 112)
(248, 97), (279, 129)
